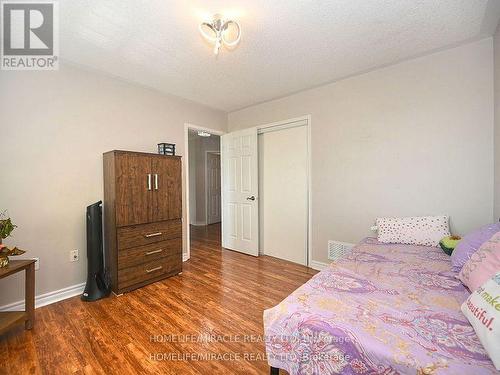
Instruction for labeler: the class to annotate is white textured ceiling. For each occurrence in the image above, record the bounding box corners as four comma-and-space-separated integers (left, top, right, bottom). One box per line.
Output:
60, 1, 500, 112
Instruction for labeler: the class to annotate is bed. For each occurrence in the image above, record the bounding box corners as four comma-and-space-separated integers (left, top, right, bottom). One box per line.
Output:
263, 238, 498, 374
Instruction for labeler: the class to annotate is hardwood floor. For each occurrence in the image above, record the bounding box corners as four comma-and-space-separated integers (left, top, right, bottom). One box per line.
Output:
0, 224, 317, 374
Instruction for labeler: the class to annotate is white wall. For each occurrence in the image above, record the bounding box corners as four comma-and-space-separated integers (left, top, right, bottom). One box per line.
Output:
229, 38, 495, 263
0, 63, 226, 307
494, 26, 500, 220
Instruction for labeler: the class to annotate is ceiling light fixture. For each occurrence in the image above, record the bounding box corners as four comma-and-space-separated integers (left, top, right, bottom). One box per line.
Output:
197, 131, 211, 137
199, 13, 241, 55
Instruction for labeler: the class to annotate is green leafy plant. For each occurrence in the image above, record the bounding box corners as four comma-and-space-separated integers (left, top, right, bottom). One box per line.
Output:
0, 212, 24, 267
0, 214, 16, 240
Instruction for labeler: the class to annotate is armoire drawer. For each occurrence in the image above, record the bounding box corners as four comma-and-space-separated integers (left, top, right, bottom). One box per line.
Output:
117, 238, 181, 270
118, 254, 181, 290
117, 220, 181, 250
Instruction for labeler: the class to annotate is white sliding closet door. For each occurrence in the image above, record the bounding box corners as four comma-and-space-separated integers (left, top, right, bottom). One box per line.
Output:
258, 124, 308, 265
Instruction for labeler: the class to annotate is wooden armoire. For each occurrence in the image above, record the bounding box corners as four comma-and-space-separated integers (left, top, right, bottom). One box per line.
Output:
103, 150, 182, 294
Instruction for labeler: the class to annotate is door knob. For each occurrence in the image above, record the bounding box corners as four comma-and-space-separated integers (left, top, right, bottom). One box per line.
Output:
246, 196, 256, 201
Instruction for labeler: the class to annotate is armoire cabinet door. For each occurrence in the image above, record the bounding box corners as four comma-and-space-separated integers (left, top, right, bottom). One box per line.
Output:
152, 157, 182, 221
115, 153, 152, 226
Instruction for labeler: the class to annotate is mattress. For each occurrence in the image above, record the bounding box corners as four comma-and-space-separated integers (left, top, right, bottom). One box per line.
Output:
263, 238, 498, 374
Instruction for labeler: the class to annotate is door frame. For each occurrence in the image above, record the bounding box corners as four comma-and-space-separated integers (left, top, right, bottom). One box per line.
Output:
256, 115, 312, 267
205, 150, 221, 225
184, 123, 225, 261
185, 116, 311, 267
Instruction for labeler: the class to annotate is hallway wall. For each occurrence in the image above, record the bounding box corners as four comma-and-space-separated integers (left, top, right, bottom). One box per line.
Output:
188, 135, 221, 225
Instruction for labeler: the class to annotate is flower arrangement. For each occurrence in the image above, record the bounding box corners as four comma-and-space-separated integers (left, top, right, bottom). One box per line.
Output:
0, 212, 25, 268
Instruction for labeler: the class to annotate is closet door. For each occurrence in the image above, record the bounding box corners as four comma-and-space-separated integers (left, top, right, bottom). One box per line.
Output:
152, 157, 182, 221
115, 153, 153, 227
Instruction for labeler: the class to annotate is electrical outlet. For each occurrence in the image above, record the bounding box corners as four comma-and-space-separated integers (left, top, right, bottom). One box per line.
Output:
70, 250, 79, 262
33, 257, 40, 270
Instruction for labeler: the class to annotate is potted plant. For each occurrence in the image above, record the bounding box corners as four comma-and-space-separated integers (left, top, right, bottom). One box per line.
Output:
0, 212, 25, 268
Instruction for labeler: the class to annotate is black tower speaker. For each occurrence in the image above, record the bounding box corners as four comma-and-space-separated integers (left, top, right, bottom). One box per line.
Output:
82, 201, 110, 301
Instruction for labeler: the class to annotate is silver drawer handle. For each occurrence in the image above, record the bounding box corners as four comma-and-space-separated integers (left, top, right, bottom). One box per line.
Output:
147, 174, 152, 191
146, 266, 162, 273
144, 232, 162, 238
145, 249, 163, 256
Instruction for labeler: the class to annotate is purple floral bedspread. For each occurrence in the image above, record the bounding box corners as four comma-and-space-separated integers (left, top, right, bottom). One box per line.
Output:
263, 238, 498, 374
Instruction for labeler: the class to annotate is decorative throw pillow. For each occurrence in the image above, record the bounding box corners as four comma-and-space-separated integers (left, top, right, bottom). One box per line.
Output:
461, 272, 500, 370
376, 215, 450, 247
451, 223, 500, 273
459, 232, 500, 291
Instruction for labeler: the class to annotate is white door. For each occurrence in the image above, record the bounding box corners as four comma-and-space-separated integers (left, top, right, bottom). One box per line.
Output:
206, 153, 221, 224
221, 128, 259, 256
258, 125, 308, 265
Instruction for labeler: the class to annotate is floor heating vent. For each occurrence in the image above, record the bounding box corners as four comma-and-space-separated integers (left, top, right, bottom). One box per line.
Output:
328, 240, 354, 261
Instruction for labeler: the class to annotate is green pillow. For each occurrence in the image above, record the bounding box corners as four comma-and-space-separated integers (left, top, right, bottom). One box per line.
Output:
439, 235, 461, 256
